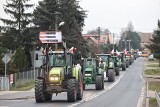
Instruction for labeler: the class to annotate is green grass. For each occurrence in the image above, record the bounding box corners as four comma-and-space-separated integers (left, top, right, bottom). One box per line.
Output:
147, 64, 160, 67
145, 69, 160, 75
149, 98, 158, 107
148, 59, 159, 63
149, 82, 160, 91
10, 81, 35, 91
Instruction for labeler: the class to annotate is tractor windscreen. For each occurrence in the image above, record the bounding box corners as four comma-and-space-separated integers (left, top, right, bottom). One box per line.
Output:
97, 55, 108, 62
83, 59, 96, 69
51, 53, 65, 67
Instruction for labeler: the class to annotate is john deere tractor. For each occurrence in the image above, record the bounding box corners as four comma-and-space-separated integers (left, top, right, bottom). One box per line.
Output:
96, 54, 115, 82
35, 31, 83, 102
119, 52, 127, 71
82, 58, 104, 90
111, 55, 120, 76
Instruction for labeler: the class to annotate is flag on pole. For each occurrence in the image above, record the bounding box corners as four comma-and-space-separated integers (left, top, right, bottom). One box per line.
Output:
69, 47, 74, 53
116, 50, 120, 56
124, 49, 127, 55
110, 49, 114, 54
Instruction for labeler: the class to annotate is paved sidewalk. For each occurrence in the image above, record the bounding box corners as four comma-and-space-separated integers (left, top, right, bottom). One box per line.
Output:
0, 89, 34, 100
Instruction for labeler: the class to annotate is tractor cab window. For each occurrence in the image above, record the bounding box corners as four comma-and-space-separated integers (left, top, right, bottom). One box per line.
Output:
83, 59, 95, 68
52, 53, 65, 67
98, 55, 108, 62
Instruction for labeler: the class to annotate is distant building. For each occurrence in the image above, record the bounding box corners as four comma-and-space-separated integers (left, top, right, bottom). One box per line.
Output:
82, 34, 113, 45
138, 32, 152, 49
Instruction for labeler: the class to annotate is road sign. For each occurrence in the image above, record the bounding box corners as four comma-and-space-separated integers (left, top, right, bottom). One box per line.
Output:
39, 31, 62, 43
2, 54, 11, 64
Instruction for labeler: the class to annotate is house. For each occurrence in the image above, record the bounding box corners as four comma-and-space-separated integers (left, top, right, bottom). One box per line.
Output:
82, 34, 113, 45
138, 32, 152, 49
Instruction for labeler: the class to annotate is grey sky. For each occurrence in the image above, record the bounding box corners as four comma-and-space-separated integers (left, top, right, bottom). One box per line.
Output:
0, 0, 160, 34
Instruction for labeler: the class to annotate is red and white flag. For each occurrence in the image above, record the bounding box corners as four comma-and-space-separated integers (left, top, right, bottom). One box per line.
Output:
124, 49, 127, 55
69, 47, 74, 53
110, 49, 114, 54
116, 50, 120, 56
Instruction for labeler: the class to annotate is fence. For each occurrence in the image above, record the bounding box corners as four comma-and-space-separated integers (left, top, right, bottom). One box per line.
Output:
0, 77, 9, 90
155, 91, 160, 107
0, 68, 42, 90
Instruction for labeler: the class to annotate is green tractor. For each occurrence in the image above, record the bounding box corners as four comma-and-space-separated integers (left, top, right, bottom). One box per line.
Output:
35, 31, 83, 102
96, 54, 115, 82
82, 58, 104, 90
111, 55, 120, 76
119, 52, 127, 71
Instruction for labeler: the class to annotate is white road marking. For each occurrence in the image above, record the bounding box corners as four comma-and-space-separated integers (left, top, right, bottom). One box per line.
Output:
68, 71, 126, 107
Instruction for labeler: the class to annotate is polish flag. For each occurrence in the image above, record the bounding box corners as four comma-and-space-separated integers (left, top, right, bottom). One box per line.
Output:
124, 49, 127, 55
69, 47, 74, 53
116, 50, 120, 56
43, 48, 46, 55
110, 49, 114, 54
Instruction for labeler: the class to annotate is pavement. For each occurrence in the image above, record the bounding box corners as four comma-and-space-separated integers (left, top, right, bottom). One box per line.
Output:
143, 58, 160, 107
0, 88, 34, 100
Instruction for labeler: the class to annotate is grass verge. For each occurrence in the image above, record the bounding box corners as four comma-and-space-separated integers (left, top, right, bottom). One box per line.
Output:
145, 69, 160, 75
10, 81, 35, 91
146, 64, 160, 67
149, 82, 160, 91
149, 98, 158, 107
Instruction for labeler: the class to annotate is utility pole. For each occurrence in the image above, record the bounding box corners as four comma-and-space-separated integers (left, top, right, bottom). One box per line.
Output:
98, 27, 100, 45
127, 40, 131, 51
113, 33, 115, 52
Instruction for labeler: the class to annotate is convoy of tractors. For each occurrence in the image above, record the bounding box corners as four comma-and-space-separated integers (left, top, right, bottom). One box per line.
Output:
35, 31, 137, 102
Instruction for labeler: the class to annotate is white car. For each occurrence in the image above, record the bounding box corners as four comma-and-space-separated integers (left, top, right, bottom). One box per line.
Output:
148, 54, 154, 60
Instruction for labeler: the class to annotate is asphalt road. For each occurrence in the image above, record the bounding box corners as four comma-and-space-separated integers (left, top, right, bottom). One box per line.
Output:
0, 58, 145, 107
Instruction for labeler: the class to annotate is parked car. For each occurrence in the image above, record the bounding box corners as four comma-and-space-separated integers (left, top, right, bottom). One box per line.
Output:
148, 54, 154, 60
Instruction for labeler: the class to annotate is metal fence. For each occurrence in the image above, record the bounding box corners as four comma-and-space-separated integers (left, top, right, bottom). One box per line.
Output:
0, 68, 42, 90
155, 91, 160, 107
0, 77, 9, 90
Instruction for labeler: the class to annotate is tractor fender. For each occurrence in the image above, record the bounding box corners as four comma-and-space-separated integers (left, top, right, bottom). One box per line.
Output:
72, 65, 81, 80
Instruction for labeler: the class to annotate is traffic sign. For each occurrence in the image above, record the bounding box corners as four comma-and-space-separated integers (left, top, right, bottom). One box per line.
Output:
2, 54, 11, 64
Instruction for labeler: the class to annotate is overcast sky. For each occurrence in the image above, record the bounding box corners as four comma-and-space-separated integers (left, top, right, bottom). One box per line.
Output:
0, 0, 160, 35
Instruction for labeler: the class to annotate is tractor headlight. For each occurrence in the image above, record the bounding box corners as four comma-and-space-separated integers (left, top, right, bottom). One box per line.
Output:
49, 76, 59, 81
85, 74, 91, 77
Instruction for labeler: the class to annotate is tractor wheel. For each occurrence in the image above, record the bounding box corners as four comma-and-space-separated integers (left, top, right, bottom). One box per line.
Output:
126, 62, 129, 68
67, 78, 77, 102
115, 67, 120, 76
45, 93, 52, 101
101, 73, 104, 89
77, 72, 83, 100
35, 79, 45, 102
95, 75, 102, 90
122, 63, 126, 71
108, 69, 115, 82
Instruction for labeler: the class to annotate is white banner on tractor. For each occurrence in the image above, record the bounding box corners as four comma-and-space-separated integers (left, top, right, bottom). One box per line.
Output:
39, 31, 62, 43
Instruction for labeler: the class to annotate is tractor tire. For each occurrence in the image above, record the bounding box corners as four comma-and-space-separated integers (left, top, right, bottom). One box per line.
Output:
45, 93, 52, 101
35, 79, 45, 102
126, 62, 129, 68
95, 75, 102, 90
108, 69, 115, 82
101, 74, 104, 90
67, 78, 77, 102
77, 72, 83, 100
122, 63, 126, 71
115, 67, 120, 76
